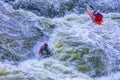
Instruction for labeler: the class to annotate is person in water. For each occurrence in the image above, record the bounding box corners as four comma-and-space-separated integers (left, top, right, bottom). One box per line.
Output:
93, 10, 103, 22
39, 43, 51, 57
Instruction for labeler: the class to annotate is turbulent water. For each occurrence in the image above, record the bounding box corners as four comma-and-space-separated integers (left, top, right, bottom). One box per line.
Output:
0, 0, 120, 80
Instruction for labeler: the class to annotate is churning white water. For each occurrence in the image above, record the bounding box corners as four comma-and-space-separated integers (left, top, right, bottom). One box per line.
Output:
0, 0, 120, 80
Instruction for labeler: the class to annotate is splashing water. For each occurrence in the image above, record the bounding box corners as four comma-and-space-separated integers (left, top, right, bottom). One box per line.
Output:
0, 0, 120, 80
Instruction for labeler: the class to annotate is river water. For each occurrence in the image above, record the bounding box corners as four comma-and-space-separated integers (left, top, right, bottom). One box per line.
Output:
0, 0, 120, 80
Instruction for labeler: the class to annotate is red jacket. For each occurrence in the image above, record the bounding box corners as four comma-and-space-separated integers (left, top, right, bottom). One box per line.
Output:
95, 13, 103, 21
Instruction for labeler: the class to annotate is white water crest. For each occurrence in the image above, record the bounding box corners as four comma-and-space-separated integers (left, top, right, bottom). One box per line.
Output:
0, 59, 92, 80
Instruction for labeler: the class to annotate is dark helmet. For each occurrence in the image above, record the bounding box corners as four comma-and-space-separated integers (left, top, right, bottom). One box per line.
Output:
44, 43, 48, 47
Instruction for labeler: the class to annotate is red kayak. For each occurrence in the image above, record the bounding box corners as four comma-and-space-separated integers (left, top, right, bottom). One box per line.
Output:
88, 12, 103, 25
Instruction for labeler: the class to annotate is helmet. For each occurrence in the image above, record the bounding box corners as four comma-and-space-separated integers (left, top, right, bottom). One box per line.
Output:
44, 43, 48, 47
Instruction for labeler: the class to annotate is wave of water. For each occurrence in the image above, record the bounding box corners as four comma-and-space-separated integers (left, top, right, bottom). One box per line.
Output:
3, 0, 120, 17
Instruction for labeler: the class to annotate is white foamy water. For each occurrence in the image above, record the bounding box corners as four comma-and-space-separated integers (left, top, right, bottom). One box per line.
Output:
0, 0, 120, 80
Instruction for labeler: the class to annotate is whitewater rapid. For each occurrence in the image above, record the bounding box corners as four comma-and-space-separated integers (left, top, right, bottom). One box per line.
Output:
0, 0, 120, 80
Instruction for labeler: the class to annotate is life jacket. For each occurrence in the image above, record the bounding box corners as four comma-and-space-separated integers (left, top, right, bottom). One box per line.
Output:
40, 46, 50, 55
95, 13, 103, 21
42, 50, 47, 55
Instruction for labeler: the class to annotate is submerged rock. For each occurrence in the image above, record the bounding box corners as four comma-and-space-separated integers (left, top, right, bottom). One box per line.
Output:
0, 70, 9, 76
